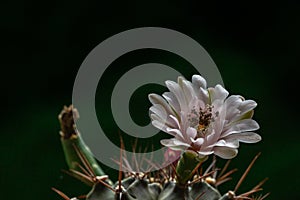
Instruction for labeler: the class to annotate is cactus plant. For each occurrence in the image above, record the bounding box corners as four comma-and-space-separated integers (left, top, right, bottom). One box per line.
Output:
53, 104, 268, 200
53, 76, 268, 200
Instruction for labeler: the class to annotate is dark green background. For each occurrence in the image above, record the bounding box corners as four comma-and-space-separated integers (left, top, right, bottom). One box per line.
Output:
1, 1, 299, 199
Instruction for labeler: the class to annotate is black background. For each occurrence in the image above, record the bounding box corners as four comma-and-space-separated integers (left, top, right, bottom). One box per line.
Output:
1, 1, 299, 199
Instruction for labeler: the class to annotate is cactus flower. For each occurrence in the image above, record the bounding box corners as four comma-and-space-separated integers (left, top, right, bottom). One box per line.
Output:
149, 75, 261, 159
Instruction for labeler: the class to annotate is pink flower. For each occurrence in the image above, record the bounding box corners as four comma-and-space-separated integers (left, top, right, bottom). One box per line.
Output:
149, 75, 261, 159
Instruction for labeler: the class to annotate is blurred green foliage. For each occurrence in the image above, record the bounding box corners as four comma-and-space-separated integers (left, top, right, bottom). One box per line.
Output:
1, 1, 299, 199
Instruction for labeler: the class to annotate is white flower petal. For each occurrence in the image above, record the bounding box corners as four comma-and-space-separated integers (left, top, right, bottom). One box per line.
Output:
213, 146, 238, 159
148, 93, 175, 116
191, 137, 204, 146
206, 129, 217, 144
179, 78, 196, 103
208, 84, 229, 103
224, 95, 243, 120
165, 80, 188, 112
227, 98, 257, 122
235, 119, 260, 131
198, 87, 209, 104
223, 140, 240, 148
162, 92, 180, 114
161, 138, 190, 150
149, 104, 167, 119
211, 138, 240, 148
166, 127, 184, 139
169, 115, 181, 129
225, 107, 240, 122
225, 95, 243, 108
150, 106, 177, 128
239, 100, 257, 114
150, 113, 161, 122
211, 103, 226, 134
186, 127, 197, 139
222, 119, 260, 137
178, 111, 191, 133
198, 149, 214, 156
223, 132, 261, 144
151, 120, 168, 132
213, 140, 227, 147
192, 75, 207, 89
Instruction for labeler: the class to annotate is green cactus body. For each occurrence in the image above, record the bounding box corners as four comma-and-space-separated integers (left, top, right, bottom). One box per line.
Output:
86, 177, 222, 200
175, 150, 206, 185
61, 134, 105, 177
58, 106, 109, 186
87, 182, 115, 200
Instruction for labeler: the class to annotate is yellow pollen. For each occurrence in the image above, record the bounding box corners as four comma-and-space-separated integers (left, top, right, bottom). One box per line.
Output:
197, 124, 206, 131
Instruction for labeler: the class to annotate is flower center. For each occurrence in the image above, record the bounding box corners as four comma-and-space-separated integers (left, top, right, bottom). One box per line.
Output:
188, 104, 215, 135
197, 105, 213, 132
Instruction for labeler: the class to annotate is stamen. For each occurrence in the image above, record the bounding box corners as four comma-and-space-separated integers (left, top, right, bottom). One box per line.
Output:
188, 104, 218, 136
197, 105, 214, 134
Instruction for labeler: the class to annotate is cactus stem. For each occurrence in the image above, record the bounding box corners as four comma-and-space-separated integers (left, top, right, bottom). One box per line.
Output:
175, 151, 207, 185
59, 105, 106, 180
